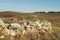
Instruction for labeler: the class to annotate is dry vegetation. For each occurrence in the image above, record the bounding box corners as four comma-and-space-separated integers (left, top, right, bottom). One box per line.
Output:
0, 11, 60, 40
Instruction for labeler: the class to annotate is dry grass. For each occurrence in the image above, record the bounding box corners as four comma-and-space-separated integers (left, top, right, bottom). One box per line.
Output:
0, 11, 60, 40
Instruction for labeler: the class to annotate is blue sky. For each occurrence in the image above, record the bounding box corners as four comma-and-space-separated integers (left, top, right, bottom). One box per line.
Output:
0, 0, 60, 12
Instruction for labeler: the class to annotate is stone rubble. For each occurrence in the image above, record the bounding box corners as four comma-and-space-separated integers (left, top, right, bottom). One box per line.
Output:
0, 18, 52, 40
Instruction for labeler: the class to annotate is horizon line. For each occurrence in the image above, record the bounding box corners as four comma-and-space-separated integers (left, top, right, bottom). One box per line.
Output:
0, 11, 60, 13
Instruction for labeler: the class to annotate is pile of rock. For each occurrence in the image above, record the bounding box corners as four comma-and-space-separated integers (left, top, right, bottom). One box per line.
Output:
0, 18, 52, 40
